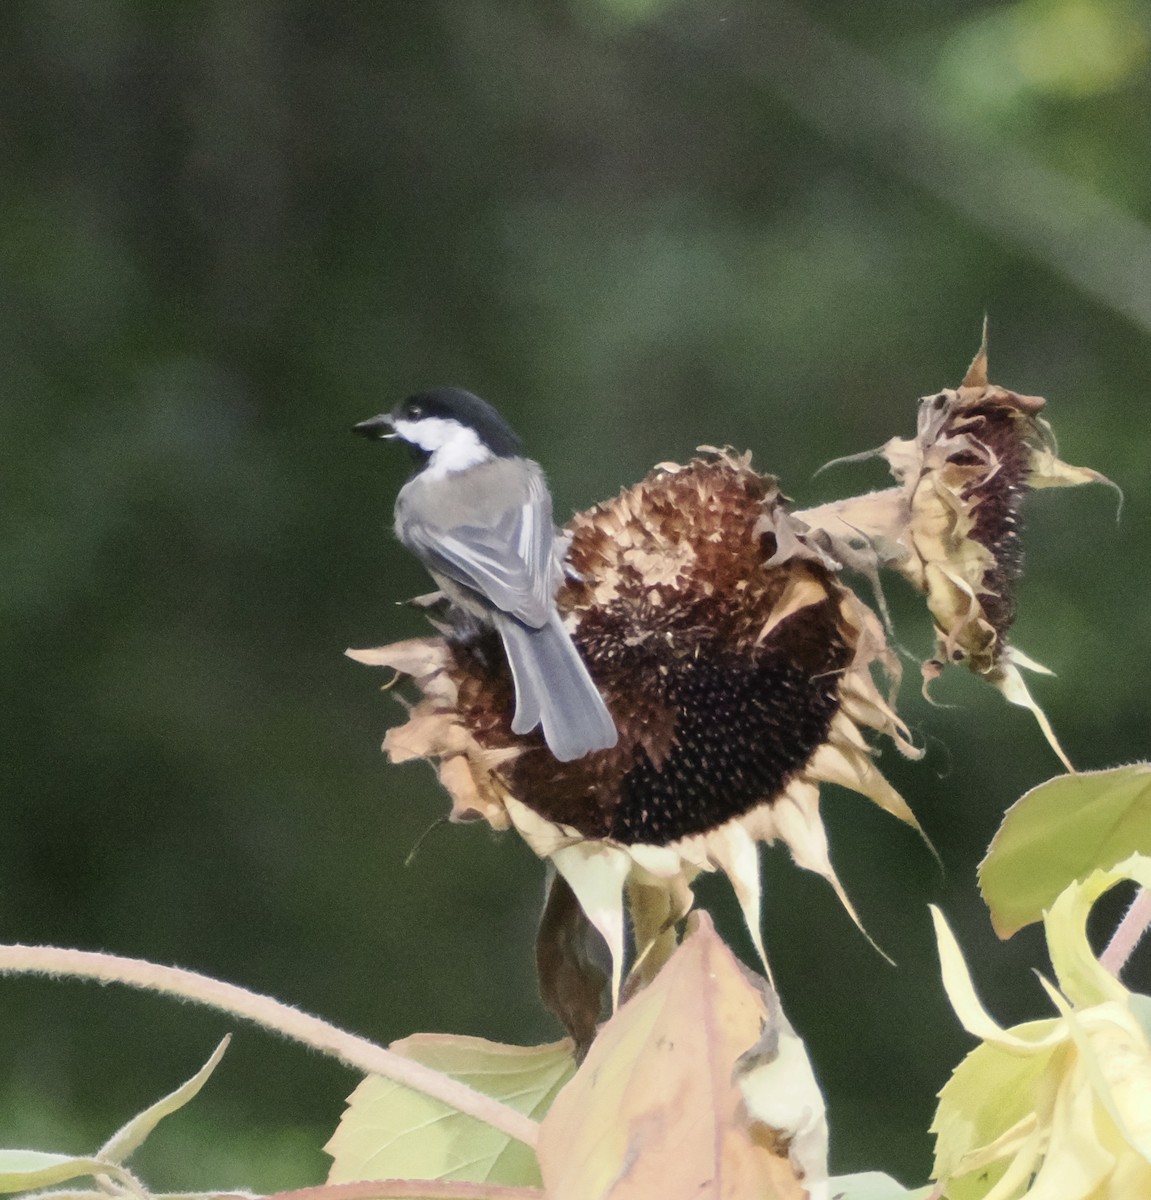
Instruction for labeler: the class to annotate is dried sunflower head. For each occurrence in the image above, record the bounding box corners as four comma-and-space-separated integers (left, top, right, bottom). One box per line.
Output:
350, 448, 922, 1008
796, 329, 1114, 770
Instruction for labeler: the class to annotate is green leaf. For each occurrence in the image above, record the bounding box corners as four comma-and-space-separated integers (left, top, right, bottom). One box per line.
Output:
828, 1171, 932, 1199
979, 764, 1151, 936
0, 1039, 231, 1195
0, 1149, 138, 1193
325, 1036, 575, 1187
98, 1035, 231, 1163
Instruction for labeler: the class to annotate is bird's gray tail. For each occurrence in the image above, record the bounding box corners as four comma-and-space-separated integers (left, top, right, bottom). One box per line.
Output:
495, 610, 618, 762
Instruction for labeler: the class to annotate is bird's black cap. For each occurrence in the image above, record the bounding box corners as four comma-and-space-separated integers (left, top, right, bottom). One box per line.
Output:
391, 387, 523, 458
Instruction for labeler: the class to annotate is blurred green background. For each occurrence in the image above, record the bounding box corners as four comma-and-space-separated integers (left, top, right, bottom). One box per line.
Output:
1, 0, 1148, 1188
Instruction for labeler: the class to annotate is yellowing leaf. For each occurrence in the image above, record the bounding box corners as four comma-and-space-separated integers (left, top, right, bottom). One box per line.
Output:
536, 913, 819, 1200
931, 1026, 1066, 1190
1043, 856, 1151, 1009
979, 765, 1151, 937
0, 1149, 139, 1193
325, 1036, 575, 1187
932, 860, 1151, 1198
930, 907, 1067, 1052
98, 1035, 230, 1164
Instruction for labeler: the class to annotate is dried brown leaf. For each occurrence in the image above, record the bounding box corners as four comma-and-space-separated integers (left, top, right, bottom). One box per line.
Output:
536, 914, 820, 1200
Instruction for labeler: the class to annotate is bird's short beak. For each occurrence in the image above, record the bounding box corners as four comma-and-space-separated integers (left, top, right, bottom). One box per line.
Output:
353, 414, 396, 440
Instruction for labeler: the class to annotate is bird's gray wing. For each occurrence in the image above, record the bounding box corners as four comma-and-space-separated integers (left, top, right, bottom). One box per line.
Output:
403, 474, 557, 628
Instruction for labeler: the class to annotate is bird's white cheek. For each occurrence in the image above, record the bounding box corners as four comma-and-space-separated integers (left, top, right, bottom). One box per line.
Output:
392, 417, 451, 452
433, 432, 491, 475
393, 418, 492, 479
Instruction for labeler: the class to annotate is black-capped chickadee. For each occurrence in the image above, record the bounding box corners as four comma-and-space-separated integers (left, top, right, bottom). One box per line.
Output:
354, 387, 618, 762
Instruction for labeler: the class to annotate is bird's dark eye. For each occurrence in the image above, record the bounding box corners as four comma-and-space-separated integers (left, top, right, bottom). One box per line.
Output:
407, 403, 424, 419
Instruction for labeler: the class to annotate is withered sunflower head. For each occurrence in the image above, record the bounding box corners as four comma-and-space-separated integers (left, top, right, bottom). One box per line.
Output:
796, 326, 1114, 772
350, 448, 922, 1005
